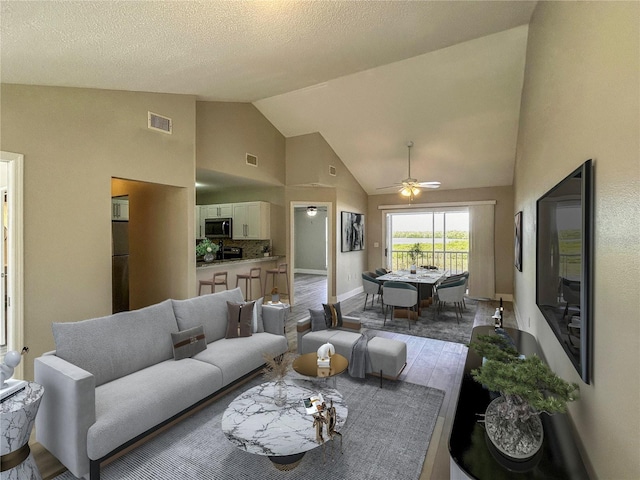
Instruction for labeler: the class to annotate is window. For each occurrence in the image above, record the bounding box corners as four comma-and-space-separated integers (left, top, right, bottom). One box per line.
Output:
385, 209, 469, 273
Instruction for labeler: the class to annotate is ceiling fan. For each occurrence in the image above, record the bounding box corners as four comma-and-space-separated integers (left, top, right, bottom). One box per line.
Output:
377, 141, 441, 200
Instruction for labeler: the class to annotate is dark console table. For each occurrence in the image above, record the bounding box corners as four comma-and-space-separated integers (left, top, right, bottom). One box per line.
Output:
449, 326, 589, 479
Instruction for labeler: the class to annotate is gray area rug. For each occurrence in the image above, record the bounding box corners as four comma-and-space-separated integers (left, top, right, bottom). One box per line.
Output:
348, 298, 478, 345
54, 374, 444, 480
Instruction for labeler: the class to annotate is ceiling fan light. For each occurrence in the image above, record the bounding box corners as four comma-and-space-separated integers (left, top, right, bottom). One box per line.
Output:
400, 187, 412, 197
306, 206, 318, 217
411, 187, 421, 196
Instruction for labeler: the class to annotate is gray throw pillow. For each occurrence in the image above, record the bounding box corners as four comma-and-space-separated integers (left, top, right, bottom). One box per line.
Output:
322, 302, 343, 328
226, 301, 254, 338
252, 297, 265, 333
171, 325, 207, 361
310, 308, 328, 332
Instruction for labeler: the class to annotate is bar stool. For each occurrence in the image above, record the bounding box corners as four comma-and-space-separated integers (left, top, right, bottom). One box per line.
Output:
198, 271, 228, 295
264, 263, 291, 304
236, 267, 262, 300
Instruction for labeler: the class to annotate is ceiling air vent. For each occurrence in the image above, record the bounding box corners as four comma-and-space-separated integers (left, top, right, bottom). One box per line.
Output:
148, 112, 172, 134
246, 153, 258, 167
329, 165, 337, 176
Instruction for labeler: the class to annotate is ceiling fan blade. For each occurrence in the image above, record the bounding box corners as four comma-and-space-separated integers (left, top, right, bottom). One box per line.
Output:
417, 181, 441, 188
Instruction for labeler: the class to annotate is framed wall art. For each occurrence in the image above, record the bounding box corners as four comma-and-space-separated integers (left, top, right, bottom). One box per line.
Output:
341, 211, 365, 252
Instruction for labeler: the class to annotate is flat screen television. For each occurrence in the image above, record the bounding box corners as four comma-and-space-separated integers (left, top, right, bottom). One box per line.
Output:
536, 159, 593, 384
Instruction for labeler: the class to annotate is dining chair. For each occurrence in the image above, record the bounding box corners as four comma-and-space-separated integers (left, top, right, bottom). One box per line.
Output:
382, 281, 418, 330
362, 272, 383, 310
434, 278, 466, 323
375, 268, 389, 276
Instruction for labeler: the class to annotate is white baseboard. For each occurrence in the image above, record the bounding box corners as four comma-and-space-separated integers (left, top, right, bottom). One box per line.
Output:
337, 285, 363, 303
294, 268, 328, 275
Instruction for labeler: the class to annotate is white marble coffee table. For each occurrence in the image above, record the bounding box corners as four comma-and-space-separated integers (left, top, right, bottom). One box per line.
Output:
222, 378, 347, 469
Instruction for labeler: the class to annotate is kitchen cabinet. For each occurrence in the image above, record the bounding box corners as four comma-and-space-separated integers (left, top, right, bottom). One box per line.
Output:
202, 204, 233, 219
112, 197, 129, 221
232, 202, 270, 240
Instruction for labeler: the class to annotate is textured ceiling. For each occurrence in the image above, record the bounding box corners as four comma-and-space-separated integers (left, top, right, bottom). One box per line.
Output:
1, 0, 536, 194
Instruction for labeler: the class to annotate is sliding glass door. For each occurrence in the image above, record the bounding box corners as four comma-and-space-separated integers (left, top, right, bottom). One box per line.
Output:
384, 208, 469, 273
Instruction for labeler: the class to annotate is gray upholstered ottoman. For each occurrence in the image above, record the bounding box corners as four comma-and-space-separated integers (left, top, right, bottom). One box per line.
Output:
367, 337, 407, 381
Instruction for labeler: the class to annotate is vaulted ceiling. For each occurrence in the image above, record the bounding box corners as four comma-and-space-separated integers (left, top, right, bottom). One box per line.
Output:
1, 0, 536, 194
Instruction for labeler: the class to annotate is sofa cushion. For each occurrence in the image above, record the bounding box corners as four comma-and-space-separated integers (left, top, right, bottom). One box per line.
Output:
87, 358, 223, 460
52, 300, 179, 387
226, 301, 254, 338
193, 333, 288, 387
171, 288, 244, 343
322, 302, 343, 328
309, 308, 327, 332
171, 325, 207, 360
300, 330, 363, 361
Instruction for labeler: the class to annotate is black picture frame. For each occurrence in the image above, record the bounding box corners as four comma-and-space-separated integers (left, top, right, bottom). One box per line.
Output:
514, 211, 523, 272
341, 211, 365, 252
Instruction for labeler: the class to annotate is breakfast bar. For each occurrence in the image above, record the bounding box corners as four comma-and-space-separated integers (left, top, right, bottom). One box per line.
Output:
196, 256, 285, 299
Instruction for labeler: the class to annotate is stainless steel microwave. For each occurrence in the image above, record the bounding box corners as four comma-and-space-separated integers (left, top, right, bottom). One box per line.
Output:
204, 218, 232, 238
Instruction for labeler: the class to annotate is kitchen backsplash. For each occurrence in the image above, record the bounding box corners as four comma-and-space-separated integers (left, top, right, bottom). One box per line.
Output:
222, 239, 271, 259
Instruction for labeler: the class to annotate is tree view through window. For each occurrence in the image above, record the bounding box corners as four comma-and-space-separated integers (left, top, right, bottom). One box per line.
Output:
386, 210, 469, 273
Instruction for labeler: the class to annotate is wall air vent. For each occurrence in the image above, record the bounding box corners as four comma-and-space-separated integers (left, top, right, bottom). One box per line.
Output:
246, 153, 258, 167
148, 112, 172, 134
329, 165, 337, 176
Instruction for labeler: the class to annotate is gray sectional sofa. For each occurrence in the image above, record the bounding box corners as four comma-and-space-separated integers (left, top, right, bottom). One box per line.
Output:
297, 314, 407, 381
34, 287, 288, 480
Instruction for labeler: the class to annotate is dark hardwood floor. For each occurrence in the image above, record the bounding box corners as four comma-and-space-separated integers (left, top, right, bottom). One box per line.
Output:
33, 273, 517, 480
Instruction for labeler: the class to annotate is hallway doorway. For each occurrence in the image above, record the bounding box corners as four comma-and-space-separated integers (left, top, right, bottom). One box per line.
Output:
290, 202, 331, 311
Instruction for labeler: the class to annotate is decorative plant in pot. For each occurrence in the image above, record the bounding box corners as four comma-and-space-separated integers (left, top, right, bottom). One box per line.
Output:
469, 332, 579, 461
408, 242, 421, 274
196, 238, 219, 263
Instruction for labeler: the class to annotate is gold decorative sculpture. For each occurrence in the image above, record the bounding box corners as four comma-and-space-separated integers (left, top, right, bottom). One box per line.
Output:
312, 399, 343, 462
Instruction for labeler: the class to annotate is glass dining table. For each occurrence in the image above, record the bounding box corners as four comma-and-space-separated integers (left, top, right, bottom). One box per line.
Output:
376, 269, 446, 315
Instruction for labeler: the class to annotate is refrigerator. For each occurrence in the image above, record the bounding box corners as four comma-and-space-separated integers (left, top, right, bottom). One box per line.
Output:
112, 221, 130, 313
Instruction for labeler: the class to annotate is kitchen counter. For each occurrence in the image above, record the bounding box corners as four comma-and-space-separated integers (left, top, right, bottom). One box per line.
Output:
196, 255, 284, 269
196, 256, 286, 299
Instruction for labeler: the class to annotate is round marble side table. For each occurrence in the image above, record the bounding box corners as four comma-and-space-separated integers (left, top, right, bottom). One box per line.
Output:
1, 382, 44, 480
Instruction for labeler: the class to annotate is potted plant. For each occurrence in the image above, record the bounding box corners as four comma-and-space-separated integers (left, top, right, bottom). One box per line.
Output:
408, 242, 421, 274
196, 238, 219, 263
469, 332, 579, 461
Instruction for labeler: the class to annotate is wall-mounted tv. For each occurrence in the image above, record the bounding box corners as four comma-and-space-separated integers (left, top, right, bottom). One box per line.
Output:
536, 159, 593, 384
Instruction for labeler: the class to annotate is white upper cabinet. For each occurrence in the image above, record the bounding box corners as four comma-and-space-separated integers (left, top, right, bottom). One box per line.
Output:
232, 202, 270, 240
112, 197, 129, 221
202, 204, 233, 219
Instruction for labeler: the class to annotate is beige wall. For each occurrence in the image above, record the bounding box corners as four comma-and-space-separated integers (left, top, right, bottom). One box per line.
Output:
0, 84, 196, 380
368, 186, 515, 296
514, 2, 639, 478
285, 134, 368, 301
196, 101, 285, 186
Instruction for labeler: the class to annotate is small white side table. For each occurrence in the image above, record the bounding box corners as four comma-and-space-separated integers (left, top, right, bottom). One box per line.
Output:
1, 382, 44, 480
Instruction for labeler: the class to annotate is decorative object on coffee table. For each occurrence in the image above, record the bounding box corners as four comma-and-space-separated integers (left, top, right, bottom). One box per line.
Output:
262, 351, 295, 406
312, 398, 343, 463
469, 330, 579, 461
1, 347, 29, 401
316, 342, 334, 368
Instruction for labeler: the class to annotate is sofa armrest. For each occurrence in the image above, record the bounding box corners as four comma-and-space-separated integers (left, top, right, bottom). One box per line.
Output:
35, 353, 96, 479
262, 304, 287, 337
341, 316, 362, 332
296, 318, 311, 354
